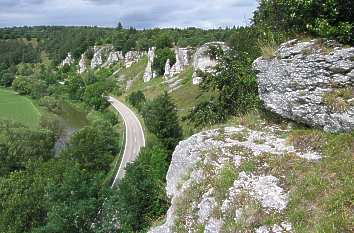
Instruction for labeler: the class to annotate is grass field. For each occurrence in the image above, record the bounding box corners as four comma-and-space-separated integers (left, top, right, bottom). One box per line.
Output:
0, 88, 41, 127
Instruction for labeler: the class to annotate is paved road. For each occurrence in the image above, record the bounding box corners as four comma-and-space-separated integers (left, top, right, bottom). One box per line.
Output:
108, 96, 145, 187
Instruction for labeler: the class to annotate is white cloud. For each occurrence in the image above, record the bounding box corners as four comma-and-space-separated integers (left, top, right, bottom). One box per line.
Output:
0, 0, 258, 28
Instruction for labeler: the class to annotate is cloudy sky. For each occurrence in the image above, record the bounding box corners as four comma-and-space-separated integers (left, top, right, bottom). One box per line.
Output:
0, 0, 258, 28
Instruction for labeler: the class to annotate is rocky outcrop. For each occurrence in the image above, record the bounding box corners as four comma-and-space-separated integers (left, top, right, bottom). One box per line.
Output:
164, 47, 192, 79
144, 47, 156, 82
125, 50, 144, 68
102, 51, 124, 67
91, 45, 114, 69
192, 42, 228, 85
253, 39, 354, 132
60, 52, 74, 67
78, 54, 87, 74
149, 125, 320, 233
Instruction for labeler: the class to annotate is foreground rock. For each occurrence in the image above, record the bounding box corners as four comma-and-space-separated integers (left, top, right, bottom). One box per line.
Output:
192, 42, 228, 85
253, 39, 354, 132
149, 125, 320, 233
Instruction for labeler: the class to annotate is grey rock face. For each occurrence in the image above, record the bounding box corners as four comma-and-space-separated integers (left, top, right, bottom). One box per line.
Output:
144, 47, 156, 82
102, 51, 124, 67
164, 47, 192, 79
60, 52, 74, 67
253, 39, 354, 132
91, 46, 109, 69
78, 54, 87, 74
192, 42, 228, 85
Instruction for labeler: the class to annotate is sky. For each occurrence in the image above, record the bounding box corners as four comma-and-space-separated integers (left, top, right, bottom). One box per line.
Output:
0, 0, 259, 29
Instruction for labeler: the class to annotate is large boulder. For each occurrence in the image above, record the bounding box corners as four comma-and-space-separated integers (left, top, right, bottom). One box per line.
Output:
144, 47, 156, 82
253, 39, 354, 132
192, 42, 228, 85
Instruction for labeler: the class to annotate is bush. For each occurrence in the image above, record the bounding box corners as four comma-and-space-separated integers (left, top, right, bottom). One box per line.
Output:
126, 90, 146, 112
153, 48, 176, 76
38, 96, 63, 114
188, 48, 260, 127
253, 0, 353, 44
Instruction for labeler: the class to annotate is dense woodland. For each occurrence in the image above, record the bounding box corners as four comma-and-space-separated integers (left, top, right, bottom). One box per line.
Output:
0, 0, 353, 232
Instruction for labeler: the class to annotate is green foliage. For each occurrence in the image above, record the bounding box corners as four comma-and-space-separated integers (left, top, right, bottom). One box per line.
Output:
253, 0, 353, 44
142, 92, 183, 152
64, 120, 120, 172
83, 82, 110, 111
126, 90, 146, 112
0, 72, 15, 87
153, 48, 176, 75
98, 144, 169, 232
38, 96, 63, 114
0, 120, 55, 176
188, 48, 260, 127
12, 76, 32, 95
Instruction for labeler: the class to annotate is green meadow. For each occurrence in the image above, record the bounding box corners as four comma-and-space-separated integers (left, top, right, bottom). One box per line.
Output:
0, 88, 41, 127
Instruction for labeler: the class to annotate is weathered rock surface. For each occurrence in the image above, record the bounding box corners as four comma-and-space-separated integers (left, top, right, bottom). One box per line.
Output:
253, 39, 354, 132
78, 53, 87, 74
149, 125, 320, 233
192, 42, 228, 85
60, 52, 74, 67
102, 51, 124, 67
125, 50, 144, 68
144, 47, 156, 82
164, 47, 192, 79
91, 46, 111, 69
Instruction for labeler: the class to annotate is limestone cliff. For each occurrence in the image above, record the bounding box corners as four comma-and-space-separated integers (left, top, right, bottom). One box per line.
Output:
149, 125, 320, 233
164, 47, 192, 79
253, 39, 354, 132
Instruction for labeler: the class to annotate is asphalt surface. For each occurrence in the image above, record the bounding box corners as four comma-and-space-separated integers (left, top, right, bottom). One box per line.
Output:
108, 96, 145, 187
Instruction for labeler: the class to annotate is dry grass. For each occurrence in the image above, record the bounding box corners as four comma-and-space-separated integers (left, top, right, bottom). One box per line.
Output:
323, 88, 354, 112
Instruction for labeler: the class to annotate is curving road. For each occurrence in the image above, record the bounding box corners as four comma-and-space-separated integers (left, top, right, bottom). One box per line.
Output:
108, 96, 145, 187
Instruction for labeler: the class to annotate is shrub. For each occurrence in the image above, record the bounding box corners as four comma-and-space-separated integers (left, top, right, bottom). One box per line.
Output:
126, 90, 146, 112
153, 48, 176, 76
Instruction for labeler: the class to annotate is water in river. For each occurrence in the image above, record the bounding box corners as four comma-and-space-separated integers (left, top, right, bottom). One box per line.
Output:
54, 103, 88, 155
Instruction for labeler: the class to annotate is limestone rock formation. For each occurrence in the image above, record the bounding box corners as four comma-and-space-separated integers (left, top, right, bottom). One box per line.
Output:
253, 39, 354, 132
148, 125, 320, 233
60, 52, 74, 67
164, 59, 171, 77
192, 42, 228, 85
102, 51, 124, 67
164, 47, 192, 79
78, 54, 87, 74
144, 47, 156, 82
125, 50, 144, 68
91, 45, 114, 69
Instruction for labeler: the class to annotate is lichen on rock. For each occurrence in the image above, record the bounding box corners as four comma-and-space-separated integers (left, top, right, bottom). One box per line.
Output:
253, 39, 354, 132
148, 125, 321, 233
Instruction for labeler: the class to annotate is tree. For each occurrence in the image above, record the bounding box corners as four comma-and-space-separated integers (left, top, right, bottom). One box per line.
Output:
0, 72, 15, 87
83, 82, 110, 111
64, 120, 120, 172
12, 76, 32, 95
98, 144, 169, 232
153, 48, 176, 76
126, 90, 146, 112
117, 22, 123, 30
142, 92, 182, 152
